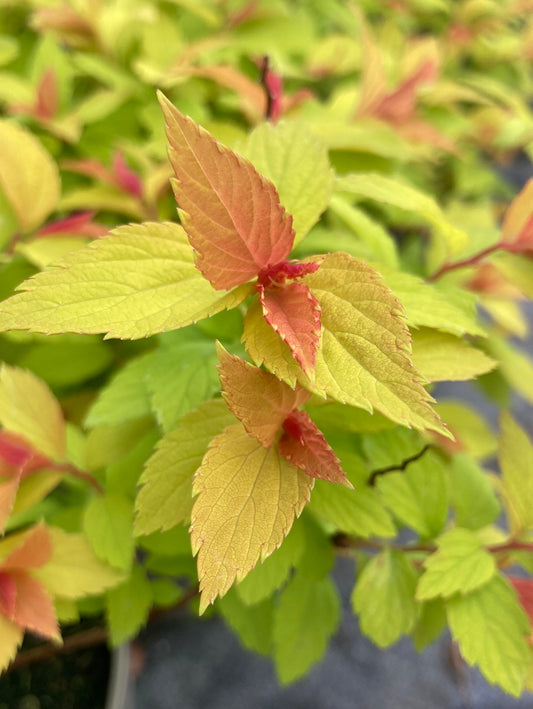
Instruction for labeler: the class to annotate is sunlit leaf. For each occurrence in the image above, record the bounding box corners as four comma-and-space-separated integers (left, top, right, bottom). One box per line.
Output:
0, 223, 251, 338
191, 423, 313, 612
159, 93, 294, 289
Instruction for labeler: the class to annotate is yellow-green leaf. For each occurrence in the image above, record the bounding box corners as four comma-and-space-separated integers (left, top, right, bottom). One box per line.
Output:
352, 549, 419, 647
302, 253, 449, 436
0, 222, 251, 339
336, 173, 468, 255
411, 329, 496, 382
191, 423, 314, 612
135, 399, 235, 535
34, 527, 123, 599
499, 411, 533, 534
416, 528, 496, 600
83, 493, 135, 571
0, 614, 24, 673
0, 120, 60, 233
240, 121, 333, 245
0, 365, 65, 460
446, 574, 531, 696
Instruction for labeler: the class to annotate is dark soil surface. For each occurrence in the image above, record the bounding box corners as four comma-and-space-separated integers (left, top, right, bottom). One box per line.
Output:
0, 632, 109, 709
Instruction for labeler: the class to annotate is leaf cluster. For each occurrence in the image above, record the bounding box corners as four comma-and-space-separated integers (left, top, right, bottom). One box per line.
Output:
0, 0, 533, 697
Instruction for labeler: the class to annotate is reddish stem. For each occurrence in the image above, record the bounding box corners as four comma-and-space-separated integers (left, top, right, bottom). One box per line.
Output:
51, 462, 104, 494
428, 241, 506, 281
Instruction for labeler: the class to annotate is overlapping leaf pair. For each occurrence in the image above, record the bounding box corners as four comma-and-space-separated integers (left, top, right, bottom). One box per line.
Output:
159, 92, 322, 376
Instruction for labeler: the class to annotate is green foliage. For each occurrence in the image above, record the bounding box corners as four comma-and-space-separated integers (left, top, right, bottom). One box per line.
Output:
0, 0, 532, 698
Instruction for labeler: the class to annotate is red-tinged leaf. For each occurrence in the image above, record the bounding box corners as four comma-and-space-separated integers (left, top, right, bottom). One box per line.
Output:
279, 410, 352, 488
35, 69, 59, 121
9, 570, 60, 641
509, 577, 533, 624
375, 60, 437, 123
158, 92, 295, 290
2, 524, 53, 571
502, 180, 533, 245
257, 260, 320, 288
113, 152, 143, 198
0, 572, 17, 618
191, 423, 313, 612
259, 282, 321, 376
0, 431, 51, 476
217, 343, 309, 447
35, 211, 107, 239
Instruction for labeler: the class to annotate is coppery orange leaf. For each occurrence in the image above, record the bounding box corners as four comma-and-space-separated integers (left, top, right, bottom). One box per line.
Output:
259, 281, 321, 376
279, 410, 352, 488
9, 571, 60, 641
217, 343, 309, 447
159, 92, 295, 290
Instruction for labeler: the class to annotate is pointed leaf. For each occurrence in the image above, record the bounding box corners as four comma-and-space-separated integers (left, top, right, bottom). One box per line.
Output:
259, 282, 321, 375
416, 528, 496, 600
499, 411, 533, 534
33, 527, 123, 599
0, 120, 60, 233
191, 423, 314, 612
217, 344, 309, 448
135, 399, 235, 535
279, 410, 351, 487
9, 571, 60, 641
273, 572, 340, 684
159, 93, 294, 289
83, 493, 135, 571
240, 121, 333, 245
0, 222, 251, 338
0, 614, 23, 673
447, 574, 531, 696
302, 253, 449, 436
411, 329, 496, 382
0, 365, 65, 460
1, 523, 52, 571
352, 549, 419, 647
380, 268, 485, 337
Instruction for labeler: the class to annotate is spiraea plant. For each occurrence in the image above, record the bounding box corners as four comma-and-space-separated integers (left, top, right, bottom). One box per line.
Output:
1, 0, 533, 698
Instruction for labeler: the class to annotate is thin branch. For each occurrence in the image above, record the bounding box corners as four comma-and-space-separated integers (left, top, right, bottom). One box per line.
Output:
52, 462, 104, 494
368, 444, 433, 486
428, 242, 504, 281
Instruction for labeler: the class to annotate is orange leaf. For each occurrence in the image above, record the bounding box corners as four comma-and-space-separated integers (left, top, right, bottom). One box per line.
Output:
502, 180, 533, 245
279, 410, 352, 488
2, 523, 53, 571
217, 343, 309, 447
259, 282, 321, 376
35, 69, 59, 121
375, 60, 437, 123
9, 570, 60, 641
159, 92, 295, 290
